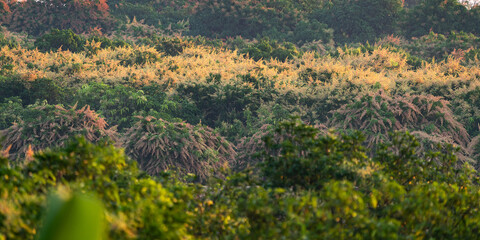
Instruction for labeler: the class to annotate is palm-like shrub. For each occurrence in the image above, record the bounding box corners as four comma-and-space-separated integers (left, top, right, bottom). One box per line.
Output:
124, 116, 236, 181
468, 135, 480, 168
330, 90, 470, 148
235, 124, 274, 171
0, 104, 118, 160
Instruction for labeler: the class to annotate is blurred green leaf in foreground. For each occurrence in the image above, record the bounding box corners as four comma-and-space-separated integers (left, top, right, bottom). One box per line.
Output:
37, 189, 105, 240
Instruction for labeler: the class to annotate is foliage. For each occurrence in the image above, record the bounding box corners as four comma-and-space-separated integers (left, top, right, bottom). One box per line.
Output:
3, 16, 480, 239
375, 131, 476, 186
1, 124, 480, 239
74, 82, 151, 131
154, 37, 190, 56
241, 38, 300, 62
313, 0, 403, 43
330, 90, 470, 148
74, 82, 197, 131
402, 0, 478, 38
35, 29, 86, 53
118, 46, 160, 66
37, 192, 106, 240
400, 31, 480, 61
0, 97, 23, 130
0, 137, 193, 239
188, 0, 333, 44
88, 36, 130, 50
124, 116, 236, 181
6, 0, 114, 35
0, 104, 118, 160
260, 118, 368, 190
175, 77, 276, 131
0, 76, 67, 106
190, 120, 480, 239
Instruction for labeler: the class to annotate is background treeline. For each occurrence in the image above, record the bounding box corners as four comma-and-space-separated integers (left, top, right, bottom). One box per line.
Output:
1, 0, 480, 45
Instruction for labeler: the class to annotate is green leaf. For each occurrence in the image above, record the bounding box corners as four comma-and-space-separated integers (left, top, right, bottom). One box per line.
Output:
37, 191, 105, 240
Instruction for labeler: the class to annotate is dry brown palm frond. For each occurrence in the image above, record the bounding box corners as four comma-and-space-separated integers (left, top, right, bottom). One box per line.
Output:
1, 144, 11, 158
411, 131, 474, 165
467, 135, 480, 156
0, 104, 118, 161
123, 116, 236, 182
329, 90, 470, 150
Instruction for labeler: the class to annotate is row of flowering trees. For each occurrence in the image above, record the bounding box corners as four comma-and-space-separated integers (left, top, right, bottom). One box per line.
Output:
0, 0, 113, 35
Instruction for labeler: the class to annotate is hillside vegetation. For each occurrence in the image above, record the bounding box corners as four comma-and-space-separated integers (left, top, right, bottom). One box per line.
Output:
2, 0, 480, 239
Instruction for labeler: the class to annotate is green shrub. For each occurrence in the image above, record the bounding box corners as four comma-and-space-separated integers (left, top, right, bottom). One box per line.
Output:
154, 37, 190, 56
27, 78, 67, 105
401, 31, 480, 61
75, 83, 151, 131
260, 118, 368, 190
0, 137, 192, 239
0, 30, 18, 49
391, 182, 480, 239
0, 97, 23, 130
0, 75, 28, 103
119, 48, 160, 66
35, 29, 86, 53
88, 36, 130, 49
403, 0, 471, 38
313, 0, 403, 43
241, 38, 300, 62
74, 82, 191, 131
175, 79, 276, 130
289, 19, 334, 45
0, 76, 67, 106
375, 131, 476, 187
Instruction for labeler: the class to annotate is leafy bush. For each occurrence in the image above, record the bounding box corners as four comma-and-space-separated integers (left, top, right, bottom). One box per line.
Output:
313, 0, 403, 43
87, 35, 130, 50
375, 131, 476, 186
0, 75, 28, 103
241, 38, 300, 62
75, 83, 150, 131
118, 46, 160, 66
0, 137, 193, 239
35, 29, 86, 53
0, 97, 23, 130
401, 31, 480, 61
0, 76, 67, 105
175, 78, 276, 130
288, 19, 334, 45
27, 77, 67, 105
260, 118, 368, 190
403, 0, 472, 38
153, 37, 190, 56
0, 30, 18, 49
124, 116, 236, 181
74, 82, 192, 131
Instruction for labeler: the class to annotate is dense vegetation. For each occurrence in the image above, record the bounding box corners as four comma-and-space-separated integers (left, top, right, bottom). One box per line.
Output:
2, 0, 480, 239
